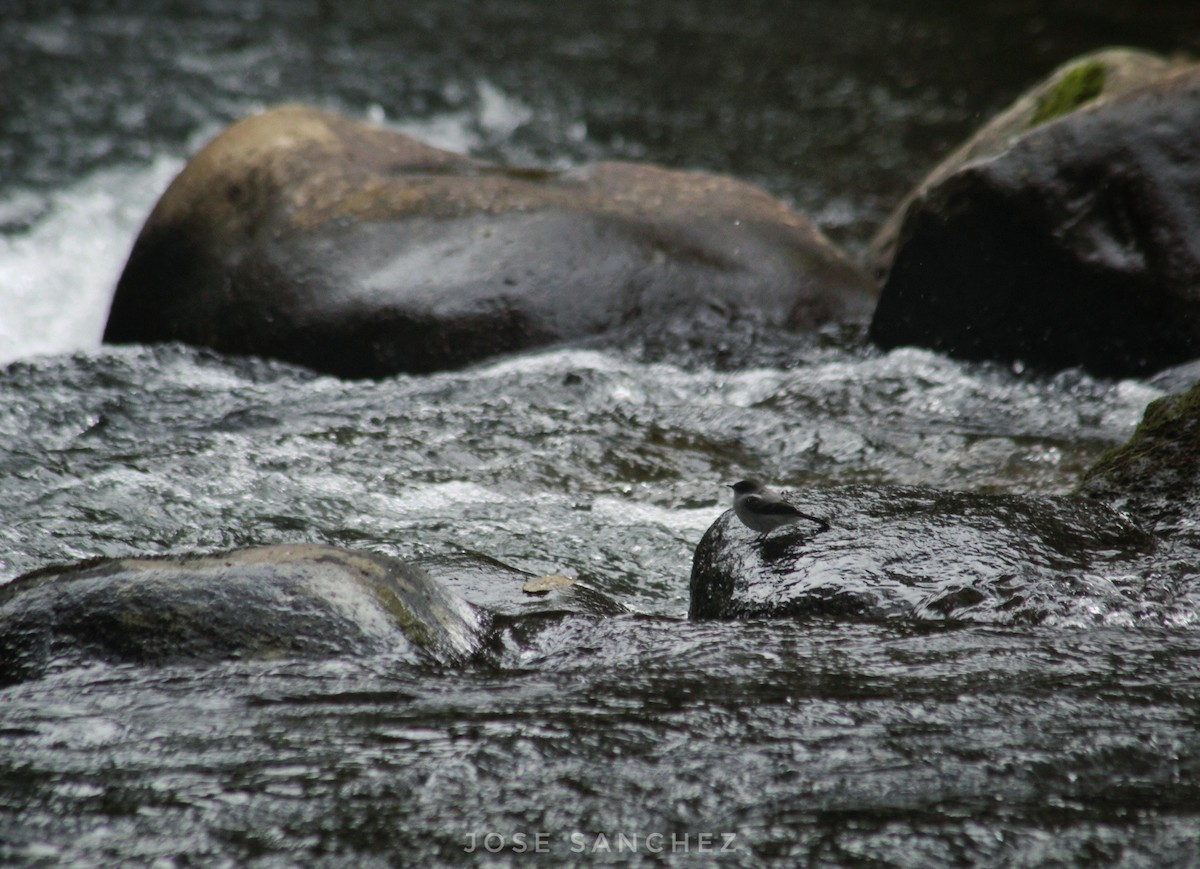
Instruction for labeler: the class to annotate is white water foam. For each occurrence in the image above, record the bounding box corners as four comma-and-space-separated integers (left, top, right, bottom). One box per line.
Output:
0, 155, 183, 365
372, 80, 534, 155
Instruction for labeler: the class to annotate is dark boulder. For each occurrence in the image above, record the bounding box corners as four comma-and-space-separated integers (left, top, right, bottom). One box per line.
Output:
103, 104, 876, 377
689, 484, 1156, 624
868, 49, 1200, 377
1078, 380, 1200, 543
0, 544, 486, 684
867, 49, 1175, 277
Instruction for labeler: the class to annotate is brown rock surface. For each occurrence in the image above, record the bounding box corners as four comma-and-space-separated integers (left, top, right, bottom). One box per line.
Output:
105, 104, 875, 377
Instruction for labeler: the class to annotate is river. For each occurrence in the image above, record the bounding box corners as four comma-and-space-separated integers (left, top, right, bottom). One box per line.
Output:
3, 2, 1200, 866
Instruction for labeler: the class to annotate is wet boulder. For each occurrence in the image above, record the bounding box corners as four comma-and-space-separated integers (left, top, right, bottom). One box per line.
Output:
0, 544, 487, 685
417, 553, 630, 663
867, 49, 1174, 277
868, 49, 1200, 377
689, 484, 1156, 625
103, 104, 876, 378
1078, 380, 1200, 544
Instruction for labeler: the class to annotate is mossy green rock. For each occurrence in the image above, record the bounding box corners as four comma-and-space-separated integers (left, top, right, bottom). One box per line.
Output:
868, 48, 1175, 277
0, 544, 487, 684
868, 49, 1200, 376
1028, 60, 1107, 126
1079, 381, 1200, 541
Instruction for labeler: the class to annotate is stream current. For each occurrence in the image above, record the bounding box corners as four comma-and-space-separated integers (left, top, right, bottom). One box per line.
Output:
4, 2, 1200, 865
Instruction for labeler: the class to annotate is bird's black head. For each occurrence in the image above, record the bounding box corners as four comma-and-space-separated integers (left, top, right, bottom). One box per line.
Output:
729, 479, 764, 495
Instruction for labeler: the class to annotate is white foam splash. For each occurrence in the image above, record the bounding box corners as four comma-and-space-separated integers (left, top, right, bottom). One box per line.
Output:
0, 155, 183, 365
379, 79, 533, 154
0, 80, 538, 367
591, 495, 718, 535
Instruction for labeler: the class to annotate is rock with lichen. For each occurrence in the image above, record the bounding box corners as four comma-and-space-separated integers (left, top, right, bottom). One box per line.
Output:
0, 544, 487, 684
867, 48, 1175, 276
103, 104, 876, 378
1078, 380, 1200, 543
868, 48, 1200, 377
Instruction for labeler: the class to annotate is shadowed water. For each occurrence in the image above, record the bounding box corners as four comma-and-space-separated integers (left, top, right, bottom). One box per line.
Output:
0, 341, 1190, 865
2, 619, 1199, 866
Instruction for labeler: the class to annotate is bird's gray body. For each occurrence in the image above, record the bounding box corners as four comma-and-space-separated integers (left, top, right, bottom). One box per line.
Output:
729, 479, 828, 535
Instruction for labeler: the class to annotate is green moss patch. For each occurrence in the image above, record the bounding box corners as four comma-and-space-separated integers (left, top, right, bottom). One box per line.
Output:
1079, 381, 1200, 506
1030, 61, 1108, 127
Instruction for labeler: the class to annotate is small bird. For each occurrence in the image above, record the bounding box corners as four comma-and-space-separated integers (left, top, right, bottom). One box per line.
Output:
728, 479, 829, 539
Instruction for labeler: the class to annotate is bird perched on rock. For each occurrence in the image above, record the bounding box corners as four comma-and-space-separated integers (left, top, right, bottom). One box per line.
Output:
728, 479, 829, 539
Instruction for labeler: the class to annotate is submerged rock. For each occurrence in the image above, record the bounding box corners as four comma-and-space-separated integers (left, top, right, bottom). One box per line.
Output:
868, 49, 1200, 377
0, 544, 486, 685
1078, 380, 1200, 543
103, 104, 876, 378
689, 485, 1156, 624
416, 553, 627, 617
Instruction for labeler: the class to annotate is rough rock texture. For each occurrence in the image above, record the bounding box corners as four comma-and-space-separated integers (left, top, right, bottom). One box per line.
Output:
417, 553, 627, 617
868, 49, 1200, 377
103, 104, 876, 377
689, 484, 1156, 624
1078, 380, 1200, 543
0, 544, 486, 684
868, 48, 1176, 275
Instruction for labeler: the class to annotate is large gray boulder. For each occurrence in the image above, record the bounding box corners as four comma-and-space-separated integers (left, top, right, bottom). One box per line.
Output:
103, 104, 876, 377
0, 544, 487, 684
689, 484, 1157, 624
868, 49, 1200, 377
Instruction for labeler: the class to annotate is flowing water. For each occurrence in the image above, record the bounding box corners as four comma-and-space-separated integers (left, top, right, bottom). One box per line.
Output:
3, 2, 1200, 866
